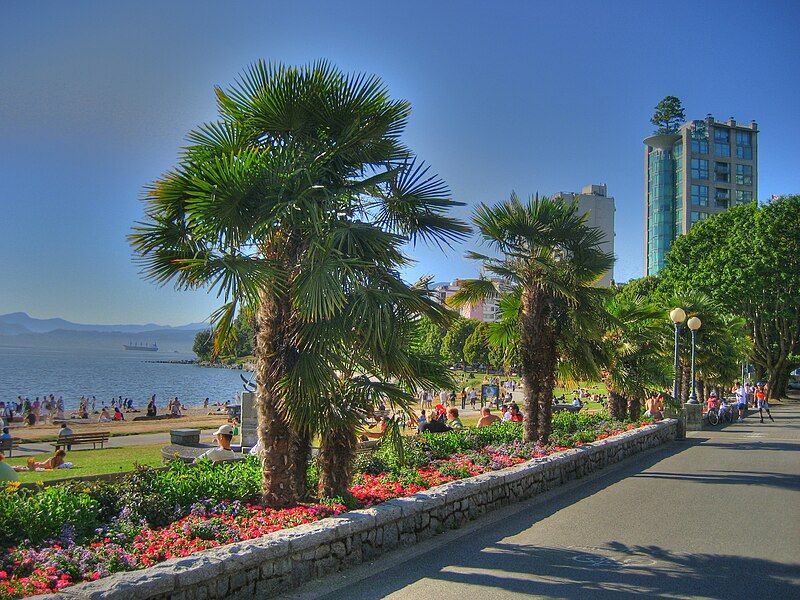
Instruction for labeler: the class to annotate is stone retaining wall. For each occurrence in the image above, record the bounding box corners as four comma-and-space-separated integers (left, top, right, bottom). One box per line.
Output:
47, 420, 677, 600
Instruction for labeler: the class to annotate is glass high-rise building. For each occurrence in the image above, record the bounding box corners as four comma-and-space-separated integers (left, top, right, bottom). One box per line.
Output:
643, 115, 758, 275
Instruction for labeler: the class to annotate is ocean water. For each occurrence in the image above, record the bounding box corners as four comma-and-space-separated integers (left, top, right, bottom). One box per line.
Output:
0, 346, 249, 410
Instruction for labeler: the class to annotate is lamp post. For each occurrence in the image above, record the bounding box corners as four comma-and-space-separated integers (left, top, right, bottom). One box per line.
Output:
687, 316, 702, 404
670, 308, 686, 401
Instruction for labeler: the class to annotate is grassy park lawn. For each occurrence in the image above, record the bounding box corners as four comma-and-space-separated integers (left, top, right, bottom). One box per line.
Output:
6, 444, 164, 483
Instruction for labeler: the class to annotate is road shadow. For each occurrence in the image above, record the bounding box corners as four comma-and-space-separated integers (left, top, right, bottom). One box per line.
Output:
633, 469, 800, 491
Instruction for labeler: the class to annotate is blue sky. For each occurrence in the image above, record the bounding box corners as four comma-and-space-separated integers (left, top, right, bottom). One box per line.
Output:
2, 0, 799, 325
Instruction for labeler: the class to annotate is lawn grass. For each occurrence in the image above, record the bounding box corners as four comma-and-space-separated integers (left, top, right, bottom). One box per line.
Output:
5, 444, 164, 483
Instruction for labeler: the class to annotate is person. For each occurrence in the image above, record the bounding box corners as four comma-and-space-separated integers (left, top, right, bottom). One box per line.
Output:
477, 407, 501, 427
58, 423, 74, 450
194, 424, 237, 463
362, 416, 388, 439
468, 388, 477, 410
0, 426, 12, 441
644, 394, 663, 420
0, 452, 19, 482
21, 449, 67, 471
571, 396, 583, 409
203, 397, 210, 409
754, 383, 774, 423
718, 397, 731, 421
230, 417, 240, 437
98, 406, 112, 423
419, 418, 452, 434
459, 388, 467, 408
733, 382, 748, 422
501, 404, 512, 421
113, 406, 125, 421
509, 404, 524, 422
706, 391, 719, 412
447, 408, 464, 429
147, 395, 157, 417
418, 409, 427, 431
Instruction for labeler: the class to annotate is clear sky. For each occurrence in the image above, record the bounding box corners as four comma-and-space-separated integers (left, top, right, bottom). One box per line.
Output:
2, 0, 799, 325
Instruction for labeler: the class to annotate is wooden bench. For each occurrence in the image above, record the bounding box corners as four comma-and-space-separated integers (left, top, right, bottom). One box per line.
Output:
52, 432, 110, 450
0, 438, 21, 457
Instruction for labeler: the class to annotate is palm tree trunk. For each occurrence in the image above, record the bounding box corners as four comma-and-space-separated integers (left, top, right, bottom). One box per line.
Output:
289, 428, 312, 501
680, 362, 691, 404
697, 379, 706, 406
255, 290, 300, 508
627, 397, 641, 421
608, 390, 626, 421
318, 424, 358, 498
520, 290, 541, 443
537, 328, 557, 445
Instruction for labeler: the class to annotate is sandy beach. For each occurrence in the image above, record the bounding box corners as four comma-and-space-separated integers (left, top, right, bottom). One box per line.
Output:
6, 407, 231, 442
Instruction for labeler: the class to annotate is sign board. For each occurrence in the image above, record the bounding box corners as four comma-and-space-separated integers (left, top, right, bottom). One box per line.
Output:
481, 384, 500, 408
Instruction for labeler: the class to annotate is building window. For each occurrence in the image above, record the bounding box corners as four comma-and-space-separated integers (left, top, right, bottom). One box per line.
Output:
691, 158, 709, 180
690, 211, 710, 224
673, 141, 683, 158
714, 129, 729, 142
736, 190, 753, 203
736, 164, 753, 185
715, 142, 730, 157
736, 130, 753, 159
714, 162, 730, 183
691, 184, 709, 206
691, 138, 709, 154
715, 188, 730, 208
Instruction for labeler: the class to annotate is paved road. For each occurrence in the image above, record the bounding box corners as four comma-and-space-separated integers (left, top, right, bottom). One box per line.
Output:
285, 404, 800, 600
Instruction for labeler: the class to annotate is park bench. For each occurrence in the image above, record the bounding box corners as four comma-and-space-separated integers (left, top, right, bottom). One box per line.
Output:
52, 432, 110, 450
0, 437, 21, 457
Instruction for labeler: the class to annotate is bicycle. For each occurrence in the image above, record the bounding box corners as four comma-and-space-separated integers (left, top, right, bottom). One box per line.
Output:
707, 406, 733, 426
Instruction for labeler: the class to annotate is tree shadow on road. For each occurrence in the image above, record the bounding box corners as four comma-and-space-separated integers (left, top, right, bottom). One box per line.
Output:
633, 469, 800, 491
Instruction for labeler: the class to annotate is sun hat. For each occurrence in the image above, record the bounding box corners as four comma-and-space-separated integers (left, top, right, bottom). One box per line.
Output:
213, 424, 234, 436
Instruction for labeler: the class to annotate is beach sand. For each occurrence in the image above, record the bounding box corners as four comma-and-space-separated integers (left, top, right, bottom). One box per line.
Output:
7, 407, 230, 442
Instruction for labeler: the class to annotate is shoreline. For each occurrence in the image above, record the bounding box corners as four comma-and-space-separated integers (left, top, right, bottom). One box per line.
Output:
144, 358, 255, 372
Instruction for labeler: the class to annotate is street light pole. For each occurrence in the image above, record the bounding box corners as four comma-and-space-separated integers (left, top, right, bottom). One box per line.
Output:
670, 308, 686, 401
687, 316, 702, 404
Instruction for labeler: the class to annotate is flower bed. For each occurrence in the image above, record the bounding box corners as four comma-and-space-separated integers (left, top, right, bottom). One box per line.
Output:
0, 414, 653, 599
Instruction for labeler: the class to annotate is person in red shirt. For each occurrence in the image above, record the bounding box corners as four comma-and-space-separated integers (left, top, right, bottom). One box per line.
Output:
509, 404, 524, 422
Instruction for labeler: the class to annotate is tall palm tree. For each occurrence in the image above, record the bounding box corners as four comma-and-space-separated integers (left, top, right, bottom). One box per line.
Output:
130, 61, 468, 506
600, 294, 671, 421
451, 194, 614, 443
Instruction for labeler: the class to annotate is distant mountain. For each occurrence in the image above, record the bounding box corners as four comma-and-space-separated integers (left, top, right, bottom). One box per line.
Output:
0, 312, 208, 336
0, 327, 198, 353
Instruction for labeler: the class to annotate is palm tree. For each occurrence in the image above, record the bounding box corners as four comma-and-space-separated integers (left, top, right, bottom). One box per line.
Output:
130, 61, 468, 506
601, 294, 671, 421
451, 194, 614, 443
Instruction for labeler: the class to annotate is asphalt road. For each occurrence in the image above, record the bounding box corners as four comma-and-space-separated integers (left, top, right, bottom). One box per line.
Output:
283, 403, 800, 600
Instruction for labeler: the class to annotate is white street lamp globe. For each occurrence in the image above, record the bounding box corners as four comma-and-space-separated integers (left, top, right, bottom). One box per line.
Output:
687, 316, 702, 331
670, 308, 686, 324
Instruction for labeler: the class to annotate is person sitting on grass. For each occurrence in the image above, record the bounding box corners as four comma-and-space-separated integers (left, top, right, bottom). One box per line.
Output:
447, 408, 464, 429
419, 417, 452, 434
0, 451, 19, 481
113, 406, 125, 421
477, 407, 501, 427
509, 404, 524, 422
194, 424, 237, 463
17, 449, 67, 471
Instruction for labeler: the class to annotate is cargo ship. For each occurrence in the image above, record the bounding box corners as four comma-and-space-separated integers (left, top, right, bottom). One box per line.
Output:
123, 341, 158, 352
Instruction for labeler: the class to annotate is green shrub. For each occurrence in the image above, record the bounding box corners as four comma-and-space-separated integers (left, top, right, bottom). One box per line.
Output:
0, 485, 99, 548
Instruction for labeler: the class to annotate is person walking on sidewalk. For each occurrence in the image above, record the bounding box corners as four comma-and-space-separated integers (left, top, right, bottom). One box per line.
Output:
755, 382, 774, 423
733, 382, 749, 423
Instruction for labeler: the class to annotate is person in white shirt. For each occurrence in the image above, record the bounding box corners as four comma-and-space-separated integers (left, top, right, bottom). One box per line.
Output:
195, 424, 237, 463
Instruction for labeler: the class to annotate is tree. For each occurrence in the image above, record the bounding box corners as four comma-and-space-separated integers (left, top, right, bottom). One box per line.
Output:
130, 61, 468, 505
192, 329, 214, 360
651, 96, 685, 134
441, 318, 478, 365
463, 322, 490, 367
659, 197, 800, 399
600, 294, 670, 421
414, 316, 446, 360
452, 194, 614, 443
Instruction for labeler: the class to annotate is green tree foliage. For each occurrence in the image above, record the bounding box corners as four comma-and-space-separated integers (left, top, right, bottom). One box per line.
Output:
651, 95, 686, 134
192, 329, 213, 360
452, 194, 614, 443
660, 197, 800, 398
130, 61, 468, 503
441, 318, 478, 365
413, 316, 446, 360
463, 322, 490, 366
